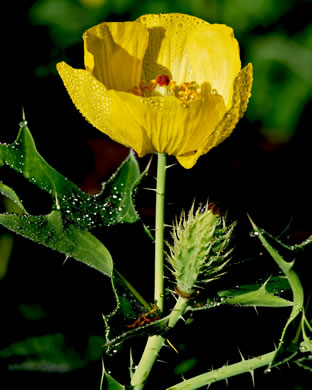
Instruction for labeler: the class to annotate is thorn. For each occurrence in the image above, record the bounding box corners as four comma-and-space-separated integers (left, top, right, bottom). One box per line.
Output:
166, 163, 177, 170
156, 359, 168, 364
62, 256, 69, 266
143, 187, 157, 192
21, 106, 26, 121
144, 155, 153, 173
237, 347, 245, 361
166, 338, 179, 354
249, 369, 255, 388
253, 306, 259, 316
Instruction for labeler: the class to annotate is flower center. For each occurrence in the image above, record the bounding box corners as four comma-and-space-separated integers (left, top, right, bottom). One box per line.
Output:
129, 74, 201, 102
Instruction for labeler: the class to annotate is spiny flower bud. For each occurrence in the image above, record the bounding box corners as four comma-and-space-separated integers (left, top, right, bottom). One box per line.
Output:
167, 203, 235, 298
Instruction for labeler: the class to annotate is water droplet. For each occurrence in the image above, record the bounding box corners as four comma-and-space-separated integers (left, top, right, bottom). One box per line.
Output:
181, 103, 189, 108
264, 368, 271, 374
249, 230, 259, 237
212, 89, 217, 94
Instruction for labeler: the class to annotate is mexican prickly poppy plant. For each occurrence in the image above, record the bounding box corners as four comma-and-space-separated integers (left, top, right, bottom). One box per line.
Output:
57, 13, 253, 169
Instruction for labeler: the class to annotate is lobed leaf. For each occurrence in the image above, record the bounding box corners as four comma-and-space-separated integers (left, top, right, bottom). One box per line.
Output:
104, 272, 169, 354
0, 122, 147, 277
0, 211, 113, 276
248, 217, 305, 367
218, 276, 293, 307
101, 360, 125, 390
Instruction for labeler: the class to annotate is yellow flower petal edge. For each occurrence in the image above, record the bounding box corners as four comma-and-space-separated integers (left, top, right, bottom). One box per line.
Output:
56, 61, 151, 155
57, 13, 253, 169
177, 63, 253, 169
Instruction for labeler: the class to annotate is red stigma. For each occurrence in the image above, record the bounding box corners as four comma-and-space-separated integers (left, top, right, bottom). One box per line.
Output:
155, 74, 170, 86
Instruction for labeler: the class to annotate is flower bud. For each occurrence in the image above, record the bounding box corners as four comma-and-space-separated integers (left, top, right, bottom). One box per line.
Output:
167, 203, 235, 298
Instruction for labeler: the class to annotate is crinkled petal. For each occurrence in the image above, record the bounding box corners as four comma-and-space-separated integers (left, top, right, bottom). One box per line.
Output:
57, 61, 227, 163
112, 90, 226, 161
177, 63, 253, 169
83, 21, 149, 91
57, 61, 151, 155
136, 13, 209, 84
187, 24, 241, 109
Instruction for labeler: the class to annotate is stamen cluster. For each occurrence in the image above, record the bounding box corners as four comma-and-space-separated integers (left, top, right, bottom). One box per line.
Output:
129, 74, 201, 101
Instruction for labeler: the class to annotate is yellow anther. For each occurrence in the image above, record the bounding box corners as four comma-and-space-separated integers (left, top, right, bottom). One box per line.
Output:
129, 77, 201, 101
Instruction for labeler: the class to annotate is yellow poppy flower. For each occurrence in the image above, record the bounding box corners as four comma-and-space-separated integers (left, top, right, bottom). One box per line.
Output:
57, 13, 253, 169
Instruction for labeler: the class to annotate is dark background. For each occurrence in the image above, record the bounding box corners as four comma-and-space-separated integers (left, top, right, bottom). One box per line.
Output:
1, 0, 312, 388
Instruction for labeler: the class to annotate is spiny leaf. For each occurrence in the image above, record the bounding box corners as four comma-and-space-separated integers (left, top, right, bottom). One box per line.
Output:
0, 211, 113, 276
0, 122, 147, 277
103, 272, 169, 354
248, 216, 304, 367
0, 122, 143, 229
218, 276, 293, 307
101, 360, 125, 390
0, 182, 27, 214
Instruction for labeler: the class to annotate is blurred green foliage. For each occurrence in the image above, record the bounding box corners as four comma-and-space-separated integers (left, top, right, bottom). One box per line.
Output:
29, 0, 312, 143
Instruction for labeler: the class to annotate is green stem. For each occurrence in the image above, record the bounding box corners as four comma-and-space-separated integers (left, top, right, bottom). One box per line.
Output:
154, 153, 166, 312
130, 155, 191, 389
167, 351, 275, 390
130, 153, 167, 390
131, 335, 165, 390
130, 297, 189, 390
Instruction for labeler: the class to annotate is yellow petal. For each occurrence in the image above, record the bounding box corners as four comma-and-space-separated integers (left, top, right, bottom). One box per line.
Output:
137, 13, 210, 84
177, 63, 253, 169
187, 24, 241, 109
83, 21, 149, 91
57, 61, 228, 164
108, 86, 226, 162
57, 61, 151, 155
